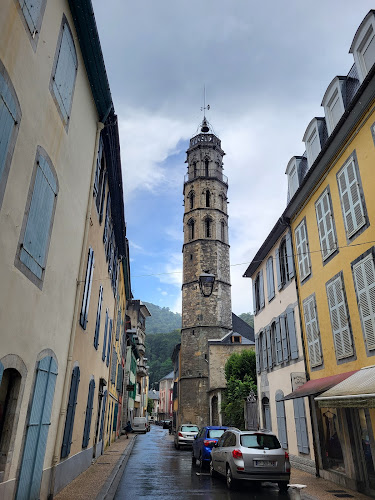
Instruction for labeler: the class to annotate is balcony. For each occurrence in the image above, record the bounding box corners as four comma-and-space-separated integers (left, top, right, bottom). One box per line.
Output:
137, 364, 147, 377
137, 342, 145, 355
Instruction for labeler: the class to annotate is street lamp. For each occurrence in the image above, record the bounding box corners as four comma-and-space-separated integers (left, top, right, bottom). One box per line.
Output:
199, 271, 215, 297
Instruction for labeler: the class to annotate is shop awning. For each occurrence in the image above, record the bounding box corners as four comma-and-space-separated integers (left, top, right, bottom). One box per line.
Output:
315, 365, 375, 408
283, 371, 358, 401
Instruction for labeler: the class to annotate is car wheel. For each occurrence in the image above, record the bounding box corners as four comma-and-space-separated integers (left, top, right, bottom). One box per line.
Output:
278, 481, 289, 493
226, 465, 237, 490
192, 451, 196, 465
210, 460, 218, 478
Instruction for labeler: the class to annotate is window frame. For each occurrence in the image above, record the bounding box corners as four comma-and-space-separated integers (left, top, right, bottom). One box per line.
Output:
15, 0, 47, 50
294, 218, 311, 283
315, 186, 338, 263
303, 294, 323, 369
350, 12, 375, 83
321, 77, 346, 136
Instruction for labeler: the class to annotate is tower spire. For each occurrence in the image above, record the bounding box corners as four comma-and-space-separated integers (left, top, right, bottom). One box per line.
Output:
200, 85, 210, 133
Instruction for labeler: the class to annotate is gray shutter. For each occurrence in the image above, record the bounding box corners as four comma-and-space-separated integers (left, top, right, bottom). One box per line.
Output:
0, 72, 17, 183
327, 275, 353, 359
275, 317, 283, 364
106, 319, 113, 367
259, 269, 265, 309
337, 159, 366, 238
266, 326, 272, 368
102, 310, 109, 362
353, 254, 375, 350
0, 361, 3, 386
53, 23, 77, 121
276, 393, 288, 449
261, 332, 268, 370
286, 308, 298, 360
266, 257, 275, 301
264, 404, 271, 431
303, 295, 322, 367
116, 307, 121, 341
252, 279, 257, 313
116, 364, 123, 392
275, 247, 282, 290
61, 366, 80, 458
80, 248, 94, 329
82, 379, 95, 448
255, 336, 261, 373
21, 0, 43, 34
293, 398, 309, 454
280, 315, 289, 361
20, 157, 57, 279
94, 285, 103, 349
99, 390, 107, 441
285, 231, 295, 279
316, 190, 337, 260
94, 138, 103, 197
294, 220, 311, 281
111, 347, 117, 384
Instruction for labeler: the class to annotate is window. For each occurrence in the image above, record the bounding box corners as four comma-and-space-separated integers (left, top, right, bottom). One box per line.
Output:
93, 286, 103, 349
205, 158, 209, 177
293, 398, 309, 454
274, 317, 283, 364
266, 256, 275, 301
221, 220, 226, 242
252, 269, 265, 314
303, 118, 325, 168
17, 148, 58, 286
61, 366, 80, 458
17, 0, 46, 41
294, 220, 311, 282
337, 155, 367, 239
111, 347, 117, 384
102, 309, 109, 362
50, 18, 78, 127
262, 397, 271, 430
205, 189, 210, 207
303, 294, 323, 367
106, 319, 113, 367
94, 137, 106, 220
80, 248, 94, 329
193, 162, 197, 178
219, 194, 225, 211
116, 307, 122, 341
204, 217, 211, 238
187, 218, 195, 240
326, 274, 354, 360
0, 60, 21, 210
315, 188, 337, 261
287, 163, 298, 199
350, 13, 375, 82
276, 232, 294, 289
188, 191, 195, 209
82, 379, 95, 449
275, 392, 288, 449
352, 252, 375, 351
322, 78, 346, 135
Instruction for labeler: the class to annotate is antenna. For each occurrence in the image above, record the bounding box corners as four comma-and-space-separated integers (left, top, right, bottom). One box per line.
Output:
201, 85, 210, 115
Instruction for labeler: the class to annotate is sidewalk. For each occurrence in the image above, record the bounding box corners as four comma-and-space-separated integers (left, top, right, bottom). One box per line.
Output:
54, 433, 137, 500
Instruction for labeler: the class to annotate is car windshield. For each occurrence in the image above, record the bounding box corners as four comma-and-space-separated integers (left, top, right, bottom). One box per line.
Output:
240, 433, 281, 450
181, 425, 198, 432
207, 429, 226, 439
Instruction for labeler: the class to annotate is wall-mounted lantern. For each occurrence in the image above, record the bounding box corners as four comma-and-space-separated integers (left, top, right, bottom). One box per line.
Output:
199, 271, 215, 297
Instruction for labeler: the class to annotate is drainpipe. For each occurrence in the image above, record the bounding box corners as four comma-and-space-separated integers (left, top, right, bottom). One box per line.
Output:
48, 121, 104, 500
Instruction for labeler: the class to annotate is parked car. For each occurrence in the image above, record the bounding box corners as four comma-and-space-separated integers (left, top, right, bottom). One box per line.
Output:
210, 429, 290, 491
174, 424, 199, 449
192, 426, 229, 467
132, 417, 148, 434
162, 420, 172, 429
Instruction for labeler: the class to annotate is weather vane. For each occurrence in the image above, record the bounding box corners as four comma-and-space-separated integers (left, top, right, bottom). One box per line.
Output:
201, 85, 210, 114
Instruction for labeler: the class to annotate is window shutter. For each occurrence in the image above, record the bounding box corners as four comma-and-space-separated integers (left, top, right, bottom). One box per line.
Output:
252, 279, 257, 313
116, 364, 123, 392
316, 190, 337, 260
275, 317, 283, 364
327, 275, 353, 359
266, 326, 272, 369
255, 336, 261, 373
275, 247, 282, 290
259, 269, 265, 309
286, 308, 298, 360
99, 390, 107, 441
111, 347, 117, 384
280, 314, 289, 362
94, 285, 103, 349
103, 194, 111, 244
264, 404, 271, 430
20, 157, 57, 279
82, 379, 95, 448
294, 221, 311, 281
261, 332, 268, 370
106, 319, 113, 367
61, 366, 80, 458
353, 254, 375, 350
0, 361, 4, 386
116, 308, 121, 341
285, 231, 295, 279
94, 138, 103, 198
337, 159, 366, 238
113, 403, 118, 432
80, 248, 94, 329
303, 295, 322, 367
102, 310, 109, 362
53, 23, 77, 122
293, 398, 309, 454
266, 258, 275, 301
276, 393, 288, 449
21, 0, 43, 34
0, 73, 17, 184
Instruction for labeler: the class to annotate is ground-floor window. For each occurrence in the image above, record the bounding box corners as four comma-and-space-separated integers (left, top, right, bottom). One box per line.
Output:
321, 407, 345, 473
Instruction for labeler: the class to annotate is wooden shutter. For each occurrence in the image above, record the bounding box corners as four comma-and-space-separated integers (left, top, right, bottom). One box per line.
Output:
116, 307, 121, 341
79, 248, 94, 329
255, 336, 261, 373
337, 158, 366, 238
286, 308, 299, 360
99, 390, 107, 441
293, 398, 309, 454
259, 269, 265, 309
103, 194, 111, 245
102, 309, 109, 362
106, 319, 113, 367
327, 275, 353, 359
280, 314, 289, 362
285, 231, 295, 279
94, 285, 103, 349
94, 138, 103, 198
261, 332, 268, 370
0, 73, 17, 183
61, 366, 80, 458
20, 156, 57, 279
303, 295, 322, 367
294, 220, 311, 281
0, 361, 3, 386
252, 279, 257, 313
264, 404, 271, 430
82, 379, 95, 449
116, 364, 123, 392
353, 254, 375, 351
275, 317, 283, 364
266, 326, 272, 368
266, 257, 275, 301
111, 347, 117, 384
316, 190, 337, 260
21, 0, 43, 34
275, 247, 282, 290
276, 393, 288, 449
52, 23, 77, 122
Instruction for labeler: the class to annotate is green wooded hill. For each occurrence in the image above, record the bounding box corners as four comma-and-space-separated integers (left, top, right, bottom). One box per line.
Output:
146, 330, 181, 389
144, 302, 181, 334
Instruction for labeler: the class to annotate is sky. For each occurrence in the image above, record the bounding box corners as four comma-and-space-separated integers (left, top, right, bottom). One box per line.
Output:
91, 0, 374, 315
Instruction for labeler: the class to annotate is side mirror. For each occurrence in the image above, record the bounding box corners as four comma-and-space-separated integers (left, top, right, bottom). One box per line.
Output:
214, 442, 218, 447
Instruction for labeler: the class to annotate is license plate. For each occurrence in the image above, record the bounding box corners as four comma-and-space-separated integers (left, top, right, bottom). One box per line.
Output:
254, 460, 276, 467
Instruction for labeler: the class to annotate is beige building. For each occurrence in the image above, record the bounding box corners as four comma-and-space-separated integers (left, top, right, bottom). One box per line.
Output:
0, 0, 114, 498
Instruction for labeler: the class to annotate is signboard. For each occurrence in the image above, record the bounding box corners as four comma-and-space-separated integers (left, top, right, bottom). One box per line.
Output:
291, 372, 306, 391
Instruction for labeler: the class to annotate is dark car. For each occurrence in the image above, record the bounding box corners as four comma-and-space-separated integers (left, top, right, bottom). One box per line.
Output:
192, 426, 229, 467
162, 420, 171, 429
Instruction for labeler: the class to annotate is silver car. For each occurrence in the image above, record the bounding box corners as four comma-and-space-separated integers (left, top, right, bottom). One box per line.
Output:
210, 429, 290, 491
174, 424, 199, 449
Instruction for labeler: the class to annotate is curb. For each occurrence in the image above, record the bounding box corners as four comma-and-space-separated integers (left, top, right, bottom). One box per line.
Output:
96, 435, 137, 500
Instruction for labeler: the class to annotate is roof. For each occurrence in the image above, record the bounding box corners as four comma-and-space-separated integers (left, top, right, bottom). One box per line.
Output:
232, 313, 254, 342
160, 371, 174, 381
208, 330, 255, 345
148, 390, 159, 400
283, 371, 358, 400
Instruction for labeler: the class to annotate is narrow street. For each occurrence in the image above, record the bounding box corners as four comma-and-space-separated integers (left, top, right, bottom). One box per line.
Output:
114, 425, 285, 499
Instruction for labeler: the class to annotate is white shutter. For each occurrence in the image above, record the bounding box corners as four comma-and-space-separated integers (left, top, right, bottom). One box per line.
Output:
303, 295, 322, 367
353, 254, 375, 351
294, 220, 311, 281
326, 275, 353, 359
316, 189, 337, 260
337, 158, 366, 238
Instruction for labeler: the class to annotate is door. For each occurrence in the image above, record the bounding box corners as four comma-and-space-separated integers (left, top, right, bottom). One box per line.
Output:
16, 357, 58, 500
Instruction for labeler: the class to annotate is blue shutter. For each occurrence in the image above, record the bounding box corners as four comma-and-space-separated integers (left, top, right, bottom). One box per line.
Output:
80, 248, 94, 329
261, 332, 268, 370
293, 398, 309, 454
102, 310, 109, 362
275, 318, 283, 364
255, 336, 260, 374
116, 364, 123, 392
252, 279, 257, 313
94, 285, 103, 349
276, 392, 288, 449
266, 326, 272, 369
0, 360, 3, 386
82, 379, 95, 449
280, 314, 289, 361
106, 319, 113, 367
99, 390, 107, 442
286, 308, 299, 360
61, 366, 80, 458
275, 247, 282, 290
20, 157, 57, 279
286, 231, 294, 279
259, 269, 265, 309
53, 23, 77, 122
16, 357, 58, 500
111, 347, 117, 384
116, 308, 121, 341
266, 257, 275, 301
113, 403, 118, 432
0, 72, 17, 184
21, 0, 43, 34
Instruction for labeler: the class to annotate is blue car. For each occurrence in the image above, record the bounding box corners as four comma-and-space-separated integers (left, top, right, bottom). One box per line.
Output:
192, 426, 229, 466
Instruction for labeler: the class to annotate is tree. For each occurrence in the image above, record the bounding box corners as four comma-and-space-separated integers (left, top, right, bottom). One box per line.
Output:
238, 312, 254, 328
147, 398, 154, 414
221, 350, 257, 429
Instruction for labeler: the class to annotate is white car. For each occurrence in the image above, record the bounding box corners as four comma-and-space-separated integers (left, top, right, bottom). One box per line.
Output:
174, 424, 199, 449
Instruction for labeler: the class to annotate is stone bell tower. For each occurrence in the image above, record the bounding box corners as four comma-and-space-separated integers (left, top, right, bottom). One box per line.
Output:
179, 116, 232, 427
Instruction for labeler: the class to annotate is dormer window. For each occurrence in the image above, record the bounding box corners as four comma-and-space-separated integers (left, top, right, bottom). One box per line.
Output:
303, 118, 326, 168
231, 335, 241, 343
285, 156, 307, 201
350, 11, 375, 83
321, 77, 346, 135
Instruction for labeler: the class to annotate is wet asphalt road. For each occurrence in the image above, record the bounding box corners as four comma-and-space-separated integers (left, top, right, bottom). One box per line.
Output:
114, 425, 289, 500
